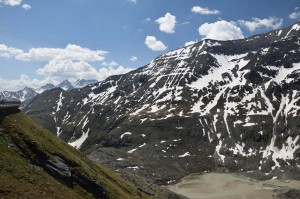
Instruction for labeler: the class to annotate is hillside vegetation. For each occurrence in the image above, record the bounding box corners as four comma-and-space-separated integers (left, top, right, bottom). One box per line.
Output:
0, 110, 153, 199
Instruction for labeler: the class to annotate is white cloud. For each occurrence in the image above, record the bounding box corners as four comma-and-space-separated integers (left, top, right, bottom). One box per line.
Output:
0, 62, 133, 91
198, 20, 244, 41
36, 60, 134, 85
0, 43, 136, 91
184, 40, 197, 46
35, 56, 135, 81
155, 13, 177, 33
0, 44, 24, 58
0, 0, 22, 6
238, 17, 283, 32
22, 3, 31, 10
130, 56, 137, 62
16, 44, 107, 62
0, 43, 110, 80
36, 59, 99, 80
128, 0, 136, 3
191, 6, 220, 15
145, 36, 167, 51
100, 61, 119, 67
289, 12, 300, 19
0, 75, 57, 92
98, 63, 133, 80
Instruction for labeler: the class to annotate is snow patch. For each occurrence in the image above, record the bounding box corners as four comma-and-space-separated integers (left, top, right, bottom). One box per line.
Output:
216, 140, 225, 162
56, 92, 64, 112
120, 132, 132, 139
179, 152, 190, 157
127, 148, 137, 153
68, 128, 90, 149
139, 143, 146, 148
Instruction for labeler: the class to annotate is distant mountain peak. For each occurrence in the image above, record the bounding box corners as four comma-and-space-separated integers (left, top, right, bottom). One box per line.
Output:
57, 80, 74, 91
0, 79, 99, 102
73, 79, 97, 88
35, 83, 55, 94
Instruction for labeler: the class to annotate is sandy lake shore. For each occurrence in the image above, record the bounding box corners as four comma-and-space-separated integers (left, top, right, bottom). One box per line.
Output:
167, 173, 300, 199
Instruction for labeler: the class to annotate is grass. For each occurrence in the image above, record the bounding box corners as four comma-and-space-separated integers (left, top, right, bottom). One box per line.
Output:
0, 111, 153, 199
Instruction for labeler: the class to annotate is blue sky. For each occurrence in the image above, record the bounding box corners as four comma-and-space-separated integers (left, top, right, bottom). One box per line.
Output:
0, 0, 299, 91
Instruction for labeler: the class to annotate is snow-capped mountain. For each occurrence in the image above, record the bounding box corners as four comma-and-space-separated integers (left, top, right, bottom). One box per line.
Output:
0, 79, 98, 102
24, 22, 300, 183
73, 79, 97, 88
57, 80, 74, 91
0, 87, 36, 102
35, 83, 56, 94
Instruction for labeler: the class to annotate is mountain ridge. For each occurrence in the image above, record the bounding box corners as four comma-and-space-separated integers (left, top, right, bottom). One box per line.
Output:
24, 21, 300, 184
0, 79, 98, 102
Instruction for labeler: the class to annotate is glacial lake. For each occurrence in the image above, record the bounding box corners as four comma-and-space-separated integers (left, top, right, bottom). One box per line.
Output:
167, 173, 300, 199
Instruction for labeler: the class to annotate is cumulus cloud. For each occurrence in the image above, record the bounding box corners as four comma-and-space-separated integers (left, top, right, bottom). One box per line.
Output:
145, 36, 167, 51
191, 6, 220, 15
184, 40, 197, 46
238, 17, 283, 32
0, 43, 135, 91
289, 12, 300, 19
155, 13, 177, 33
38, 59, 133, 81
36, 59, 99, 80
0, 44, 24, 58
0, 43, 112, 80
22, 3, 31, 10
198, 20, 244, 41
130, 56, 138, 62
35, 56, 133, 82
16, 44, 107, 62
0, 0, 22, 6
98, 62, 133, 80
0, 75, 57, 92
0, 61, 134, 91
100, 61, 119, 68
0, 0, 31, 11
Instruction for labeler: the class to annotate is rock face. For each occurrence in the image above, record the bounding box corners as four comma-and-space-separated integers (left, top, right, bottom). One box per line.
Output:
24, 22, 300, 183
276, 189, 300, 199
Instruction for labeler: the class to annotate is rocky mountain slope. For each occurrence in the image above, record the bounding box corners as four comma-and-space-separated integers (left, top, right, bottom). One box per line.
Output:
35, 83, 56, 94
74, 79, 98, 88
0, 87, 37, 102
0, 79, 97, 102
24, 22, 300, 184
0, 109, 179, 198
57, 80, 75, 91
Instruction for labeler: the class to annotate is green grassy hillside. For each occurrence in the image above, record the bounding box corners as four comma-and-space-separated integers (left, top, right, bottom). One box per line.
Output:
0, 110, 153, 199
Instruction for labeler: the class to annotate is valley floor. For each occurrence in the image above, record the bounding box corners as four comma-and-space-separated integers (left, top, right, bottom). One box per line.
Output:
167, 172, 300, 199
